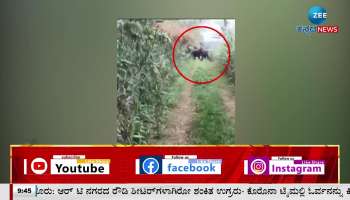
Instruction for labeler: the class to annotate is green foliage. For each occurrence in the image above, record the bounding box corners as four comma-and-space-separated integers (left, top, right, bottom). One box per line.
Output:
116, 20, 174, 144
164, 61, 192, 108
190, 60, 235, 144
215, 27, 236, 89
224, 30, 236, 87
116, 20, 236, 145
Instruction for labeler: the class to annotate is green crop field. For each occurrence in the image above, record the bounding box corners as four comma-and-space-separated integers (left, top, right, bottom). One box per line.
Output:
116, 19, 236, 145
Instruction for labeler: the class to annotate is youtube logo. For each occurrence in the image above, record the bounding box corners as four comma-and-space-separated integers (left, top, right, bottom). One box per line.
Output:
30, 158, 48, 175
33, 161, 45, 170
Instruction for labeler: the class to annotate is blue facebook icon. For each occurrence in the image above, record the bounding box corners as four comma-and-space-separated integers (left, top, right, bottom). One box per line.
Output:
140, 156, 162, 174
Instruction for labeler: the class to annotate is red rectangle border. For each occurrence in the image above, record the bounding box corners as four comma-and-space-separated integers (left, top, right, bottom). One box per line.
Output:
10, 145, 339, 183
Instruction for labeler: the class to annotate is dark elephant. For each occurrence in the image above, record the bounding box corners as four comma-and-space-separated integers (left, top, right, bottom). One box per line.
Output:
191, 48, 209, 61
201, 50, 209, 60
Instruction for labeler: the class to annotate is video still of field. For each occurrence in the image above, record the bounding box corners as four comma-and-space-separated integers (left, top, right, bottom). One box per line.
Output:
116, 19, 236, 145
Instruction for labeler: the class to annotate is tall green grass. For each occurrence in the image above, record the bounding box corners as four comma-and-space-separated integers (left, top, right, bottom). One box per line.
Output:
116, 20, 174, 144
190, 60, 235, 144
165, 61, 190, 108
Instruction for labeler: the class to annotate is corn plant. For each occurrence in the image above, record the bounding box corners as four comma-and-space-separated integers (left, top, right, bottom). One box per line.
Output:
116, 20, 174, 144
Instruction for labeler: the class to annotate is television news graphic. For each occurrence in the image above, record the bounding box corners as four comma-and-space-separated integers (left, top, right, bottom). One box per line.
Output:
244, 156, 325, 176
138, 156, 162, 174
296, 5, 339, 34
136, 155, 222, 175
11, 145, 339, 184
10, 145, 340, 199
21, 155, 110, 176
26, 158, 47, 175
11, 184, 350, 200
308, 5, 327, 25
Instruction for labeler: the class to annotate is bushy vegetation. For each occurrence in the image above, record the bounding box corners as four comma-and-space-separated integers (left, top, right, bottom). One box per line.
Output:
190, 60, 235, 144
225, 33, 236, 86
116, 20, 175, 144
216, 23, 236, 87
116, 19, 236, 145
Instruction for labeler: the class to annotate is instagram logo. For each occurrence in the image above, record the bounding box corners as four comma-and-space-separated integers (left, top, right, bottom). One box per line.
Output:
246, 157, 269, 175
250, 159, 267, 175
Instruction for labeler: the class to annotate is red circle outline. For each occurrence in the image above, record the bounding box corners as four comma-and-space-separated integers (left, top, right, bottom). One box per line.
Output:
172, 25, 231, 84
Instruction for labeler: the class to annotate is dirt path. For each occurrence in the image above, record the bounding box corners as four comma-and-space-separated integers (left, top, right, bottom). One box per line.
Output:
155, 83, 194, 145
220, 86, 236, 120
151, 61, 235, 145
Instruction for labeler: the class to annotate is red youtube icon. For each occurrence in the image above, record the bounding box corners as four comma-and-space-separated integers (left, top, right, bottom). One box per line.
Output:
33, 161, 46, 170
30, 157, 48, 175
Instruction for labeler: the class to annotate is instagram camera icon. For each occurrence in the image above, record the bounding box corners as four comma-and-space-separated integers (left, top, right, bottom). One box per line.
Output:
248, 157, 269, 175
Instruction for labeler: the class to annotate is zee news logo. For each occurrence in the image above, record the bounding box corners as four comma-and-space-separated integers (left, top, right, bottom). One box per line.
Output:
296, 5, 339, 34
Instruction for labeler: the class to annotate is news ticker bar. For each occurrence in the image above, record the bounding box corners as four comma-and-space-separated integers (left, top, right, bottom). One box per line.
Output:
10, 145, 339, 183
12, 184, 350, 200
0, 184, 9, 199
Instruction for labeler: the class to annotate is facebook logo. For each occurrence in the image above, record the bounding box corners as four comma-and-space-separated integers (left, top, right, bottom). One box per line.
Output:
139, 156, 162, 174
